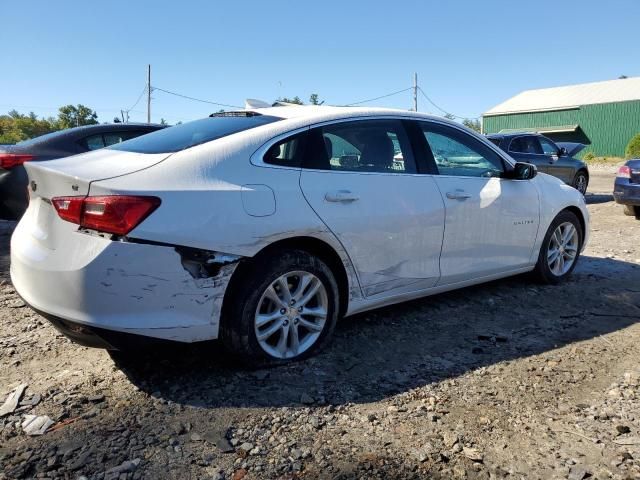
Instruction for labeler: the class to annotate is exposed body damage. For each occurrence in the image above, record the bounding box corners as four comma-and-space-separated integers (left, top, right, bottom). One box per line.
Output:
10, 105, 589, 359
11, 202, 241, 343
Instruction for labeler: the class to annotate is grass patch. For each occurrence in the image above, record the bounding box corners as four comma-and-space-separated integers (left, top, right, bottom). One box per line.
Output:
583, 156, 625, 166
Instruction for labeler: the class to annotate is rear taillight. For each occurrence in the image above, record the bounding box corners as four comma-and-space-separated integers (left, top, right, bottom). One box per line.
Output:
51, 195, 161, 235
0, 154, 34, 169
617, 165, 631, 179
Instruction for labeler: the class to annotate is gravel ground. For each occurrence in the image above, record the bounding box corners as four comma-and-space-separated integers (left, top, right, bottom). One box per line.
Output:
1, 169, 639, 480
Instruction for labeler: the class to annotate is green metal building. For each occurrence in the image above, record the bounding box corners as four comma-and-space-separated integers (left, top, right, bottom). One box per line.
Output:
482, 77, 640, 157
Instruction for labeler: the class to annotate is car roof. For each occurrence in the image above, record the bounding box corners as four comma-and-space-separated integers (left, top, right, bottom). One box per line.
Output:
64, 122, 166, 133
486, 132, 544, 139
232, 105, 460, 127
6, 123, 166, 151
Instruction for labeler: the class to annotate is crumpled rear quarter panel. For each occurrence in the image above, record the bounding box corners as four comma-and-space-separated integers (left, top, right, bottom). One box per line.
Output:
11, 218, 233, 342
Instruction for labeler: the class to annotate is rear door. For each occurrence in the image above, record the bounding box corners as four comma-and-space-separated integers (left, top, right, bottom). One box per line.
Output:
414, 121, 540, 284
298, 118, 445, 298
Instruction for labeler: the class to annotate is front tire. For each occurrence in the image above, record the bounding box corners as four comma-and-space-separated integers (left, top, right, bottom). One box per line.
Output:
220, 250, 339, 366
572, 171, 589, 195
533, 210, 583, 284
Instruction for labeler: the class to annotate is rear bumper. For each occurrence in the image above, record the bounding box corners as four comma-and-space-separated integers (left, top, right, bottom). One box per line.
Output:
10, 204, 238, 345
33, 307, 182, 350
613, 180, 640, 206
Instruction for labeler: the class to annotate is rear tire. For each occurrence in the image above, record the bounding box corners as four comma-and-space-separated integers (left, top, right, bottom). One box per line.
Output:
622, 205, 640, 219
533, 210, 583, 284
572, 170, 589, 195
220, 249, 339, 366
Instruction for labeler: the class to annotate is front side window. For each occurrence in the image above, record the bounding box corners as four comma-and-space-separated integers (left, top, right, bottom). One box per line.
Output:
538, 137, 559, 156
109, 114, 282, 154
303, 120, 416, 173
419, 122, 504, 178
509, 136, 543, 155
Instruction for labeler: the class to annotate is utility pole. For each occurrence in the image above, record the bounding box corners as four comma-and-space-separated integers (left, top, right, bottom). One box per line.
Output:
147, 64, 151, 123
413, 72, 418, 112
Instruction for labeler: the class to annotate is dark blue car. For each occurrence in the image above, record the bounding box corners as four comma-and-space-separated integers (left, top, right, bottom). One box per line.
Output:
487, 132, 589, 194
0, 123, 165, 220
613, 159, 640, 219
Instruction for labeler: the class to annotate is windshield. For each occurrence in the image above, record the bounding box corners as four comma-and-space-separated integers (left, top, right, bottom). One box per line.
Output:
108, 114, 282, 154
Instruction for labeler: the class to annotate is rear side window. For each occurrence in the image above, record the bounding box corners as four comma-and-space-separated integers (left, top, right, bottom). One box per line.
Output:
109, 115, 282, 154
263, 132, 307, 167
302, 120, 416, 173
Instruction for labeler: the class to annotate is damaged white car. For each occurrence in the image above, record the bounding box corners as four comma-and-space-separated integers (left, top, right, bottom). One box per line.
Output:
11, 106, 589, 363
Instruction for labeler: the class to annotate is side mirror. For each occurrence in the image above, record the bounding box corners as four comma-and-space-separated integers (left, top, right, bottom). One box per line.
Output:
559, 147, 568, 156
508, 162, 537, 180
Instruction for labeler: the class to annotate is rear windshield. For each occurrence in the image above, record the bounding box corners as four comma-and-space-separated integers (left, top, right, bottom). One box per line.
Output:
108, 115, 282, 154
17, 129, 68, 147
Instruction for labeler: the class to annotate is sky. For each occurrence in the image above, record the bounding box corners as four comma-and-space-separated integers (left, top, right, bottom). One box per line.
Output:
2, 0, 639, 125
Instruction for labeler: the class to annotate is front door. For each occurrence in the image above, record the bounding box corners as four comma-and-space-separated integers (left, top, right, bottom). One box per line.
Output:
538, 136, 574, 183
299, 119, 445, 298
416, 121, 540, 285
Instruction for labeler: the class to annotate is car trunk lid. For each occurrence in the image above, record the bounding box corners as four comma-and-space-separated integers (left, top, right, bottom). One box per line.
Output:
555, 142, 586, 157
24, 149, 171, 199
21, 149, 172, 251
628, 160, 640, 184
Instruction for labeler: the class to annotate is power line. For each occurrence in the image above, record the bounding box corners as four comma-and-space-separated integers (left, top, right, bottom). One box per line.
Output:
153, 87, 243, 109
343, 87, 413, 106
417, 86, 479, 120
126, 85, 147, 113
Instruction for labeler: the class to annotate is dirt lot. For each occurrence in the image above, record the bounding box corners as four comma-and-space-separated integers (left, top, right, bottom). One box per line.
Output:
1, 168, 639, 480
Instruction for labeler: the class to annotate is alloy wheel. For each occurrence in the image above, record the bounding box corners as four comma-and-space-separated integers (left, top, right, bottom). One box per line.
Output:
547, 222, 579, 276
254, 271, 328, 359
575, 174, 588, 194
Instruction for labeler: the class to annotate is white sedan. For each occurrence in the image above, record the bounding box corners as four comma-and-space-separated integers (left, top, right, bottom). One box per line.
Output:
11, 106, 589, 364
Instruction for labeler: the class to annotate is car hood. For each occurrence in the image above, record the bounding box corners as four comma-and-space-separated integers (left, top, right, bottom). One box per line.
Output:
556, 142, 586, 157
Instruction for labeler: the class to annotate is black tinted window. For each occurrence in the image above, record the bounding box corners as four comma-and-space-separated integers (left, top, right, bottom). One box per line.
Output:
263, 132, 307, 167
84, 134, 105, 151
303, 120, 416, 173
109, 115, 282, 154
509, 136, 543, 154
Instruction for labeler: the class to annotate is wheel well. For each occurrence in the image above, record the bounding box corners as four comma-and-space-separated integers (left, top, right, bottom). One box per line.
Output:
576, 168, 589, 179
225, 236, 351, 318
562, 206, 586, 238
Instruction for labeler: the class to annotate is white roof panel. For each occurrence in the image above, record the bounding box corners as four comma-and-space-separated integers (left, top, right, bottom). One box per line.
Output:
484, 77, 640, 116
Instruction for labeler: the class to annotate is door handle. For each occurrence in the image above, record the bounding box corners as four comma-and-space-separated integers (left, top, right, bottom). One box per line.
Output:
325, 190, 360, 203
446, 190, 471, 200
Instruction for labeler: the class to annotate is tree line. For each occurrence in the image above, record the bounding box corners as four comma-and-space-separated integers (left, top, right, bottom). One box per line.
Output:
0, 105, 99, 144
